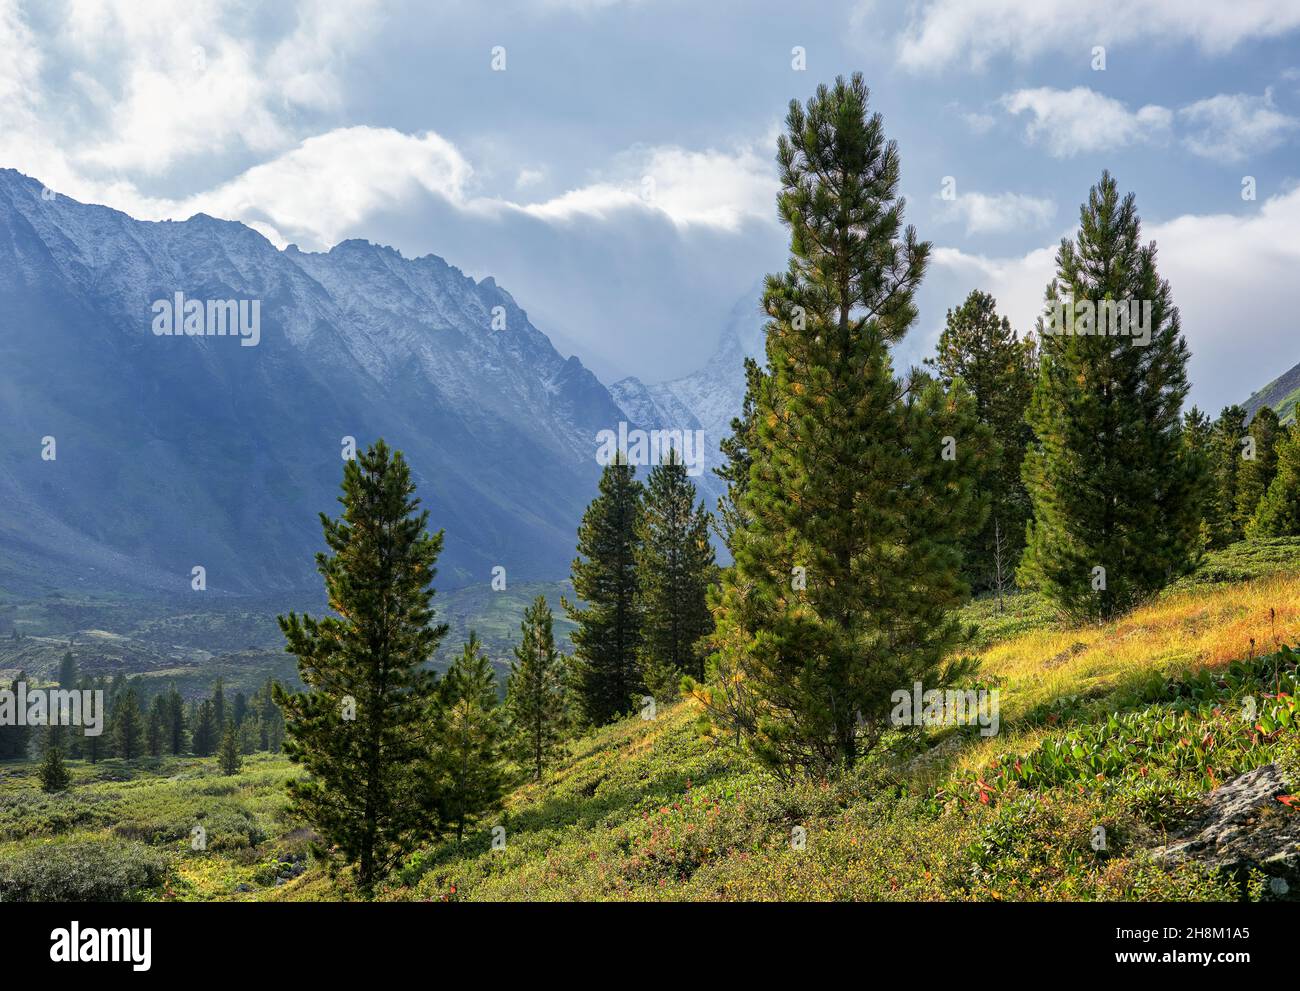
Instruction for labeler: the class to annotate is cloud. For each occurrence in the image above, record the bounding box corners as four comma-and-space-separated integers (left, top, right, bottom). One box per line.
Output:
936, 190, 1056, 235
1179, 89, 1300, 162
896, 0, 1300, 71
1002, 87, 1172, 157
927, 185, 1300, 413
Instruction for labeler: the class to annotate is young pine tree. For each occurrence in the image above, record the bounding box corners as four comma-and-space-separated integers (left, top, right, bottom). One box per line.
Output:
275, 440, 448, 893
1237, 407, 1284, 531
218, 720, 242, 776
1248, 424, 1300, 537
926, 289, 1036, 591
39, 736, 71, 793
505, 595, 567, 781
702, 75, 987, 779
636, 452, 717, 700
1020, 171, 1198, 620
433, 633, 504, 843
563, 458, 644, 726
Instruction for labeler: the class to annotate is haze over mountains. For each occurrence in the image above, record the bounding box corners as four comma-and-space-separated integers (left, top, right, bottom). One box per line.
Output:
0, 169, 757, 599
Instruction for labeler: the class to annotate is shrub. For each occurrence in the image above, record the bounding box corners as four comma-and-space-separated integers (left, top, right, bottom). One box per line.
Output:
0, 840, 168, 902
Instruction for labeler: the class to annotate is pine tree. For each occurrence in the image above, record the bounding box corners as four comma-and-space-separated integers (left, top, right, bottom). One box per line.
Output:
1182, 406, 1215, 554
926, 289, 1036, 591
57, 650, 78, 689
715, 357, 764, 554
701, 75, 987, 778
275, 439, 448, 893
1248, 424, 1300, 537
0, 671, 31, 759
81, 677, 107, 764
1209, 405, 1249, 546
218, 720, 242, 775
111, 686, 145, 760
505, 595, 567, 781
1237, 407, 1284, 531
563, 458, 645, 725
212, 677, 225, 730
190, 699, 217, 757
39, 738, 71, 793
433, 633, 504, 843
636, 452, 717, 699
146, 695, 166, 758
166, 686, 187, 755
1019, 171, 1198, 620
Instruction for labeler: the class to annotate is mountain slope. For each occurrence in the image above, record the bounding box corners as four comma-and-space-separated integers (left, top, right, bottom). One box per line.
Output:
1244, 358, 1300, 425
0, 169, 627, 595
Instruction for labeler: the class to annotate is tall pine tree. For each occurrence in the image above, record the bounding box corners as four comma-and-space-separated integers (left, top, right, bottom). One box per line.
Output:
701, 75, 987, 778
563, 458, 644, 725
1248, 423, 1300, 537
275, 439, 448, 893
1237, 407, 1284, 531
1208, 405, 1249, 546
1019, 171, 1198, 620
636, 451, 717, 699
505, 595, 567, 781
926, 289, 1036, 591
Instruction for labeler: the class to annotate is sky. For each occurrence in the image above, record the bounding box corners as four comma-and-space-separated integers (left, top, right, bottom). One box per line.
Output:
3, 0, 1300, 411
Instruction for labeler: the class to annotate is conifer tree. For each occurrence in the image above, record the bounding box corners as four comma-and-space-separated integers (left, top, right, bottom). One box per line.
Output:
1208, 405, 1249, 546
80, 677, 107, 763
702, 75, 987, 778
926, 289, 1036, 590
1237, 407, 1284, 531
212, 677, 225, 729
1019, 171, 1198, 620
0, 671, 31, 759
505, 595, 567, 781
1181, 406, 1215, 556
166, 686, 187, 755
112, 686, 145, 760
191, 699, 217, 757
563, 458, 645, 725
57, 651, 78, 689
218, 720, 242, 775
146, 695, 166, 758
715, 357, 763, 554
39, 738, 70, 793
275, 439, 448, 893
636, 452, 717, 699
433, 633, 504, 842
1248, 424, 1300, 537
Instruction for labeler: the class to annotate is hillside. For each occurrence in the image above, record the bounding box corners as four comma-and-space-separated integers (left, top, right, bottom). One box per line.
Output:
3, 540, 1298, 902
1244, 358, 1300, 425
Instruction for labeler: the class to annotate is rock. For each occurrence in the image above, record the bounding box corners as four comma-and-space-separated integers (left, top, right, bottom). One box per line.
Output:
1150, 763, 1300, 898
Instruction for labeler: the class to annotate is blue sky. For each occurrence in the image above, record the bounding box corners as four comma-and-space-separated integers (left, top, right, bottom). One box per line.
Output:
4, 0, 1300, 410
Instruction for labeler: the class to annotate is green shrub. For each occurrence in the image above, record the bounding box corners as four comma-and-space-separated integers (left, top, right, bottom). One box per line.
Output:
0, 840, 168, 902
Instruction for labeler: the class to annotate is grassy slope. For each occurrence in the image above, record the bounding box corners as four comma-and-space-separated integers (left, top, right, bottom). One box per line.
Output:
3, 542, 1299, 902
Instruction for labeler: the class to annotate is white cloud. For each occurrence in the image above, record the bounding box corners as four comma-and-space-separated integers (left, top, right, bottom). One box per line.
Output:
896, 0, 1300, 71
930, 185, 1300, 412
1002, 87, 1172, 157
1179, 89, 1300, 162
937, 190, 1055, 235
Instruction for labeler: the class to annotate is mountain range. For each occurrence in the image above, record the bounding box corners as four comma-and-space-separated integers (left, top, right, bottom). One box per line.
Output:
0, 169, 759, 599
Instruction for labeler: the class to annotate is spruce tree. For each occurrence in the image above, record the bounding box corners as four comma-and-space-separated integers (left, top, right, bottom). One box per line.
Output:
1248, 424, 1300, 537
563, 458, 644, 725
702, 75, 987, 778
275, 439, 448, 893
926, 289, 1036, 591
1019, 171, 1198, 620
433, 632, 504, 843
1237, 407, 1284, 531
112, 687, 145, 760
39, 738, 71, 793
218, 720, 242, 775
505, 595, 567, 781
636, 452, 717, 699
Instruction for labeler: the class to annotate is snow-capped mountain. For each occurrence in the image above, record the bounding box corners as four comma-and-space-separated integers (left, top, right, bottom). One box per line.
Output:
608, 290, 766, 513
0, 169, 647, 595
